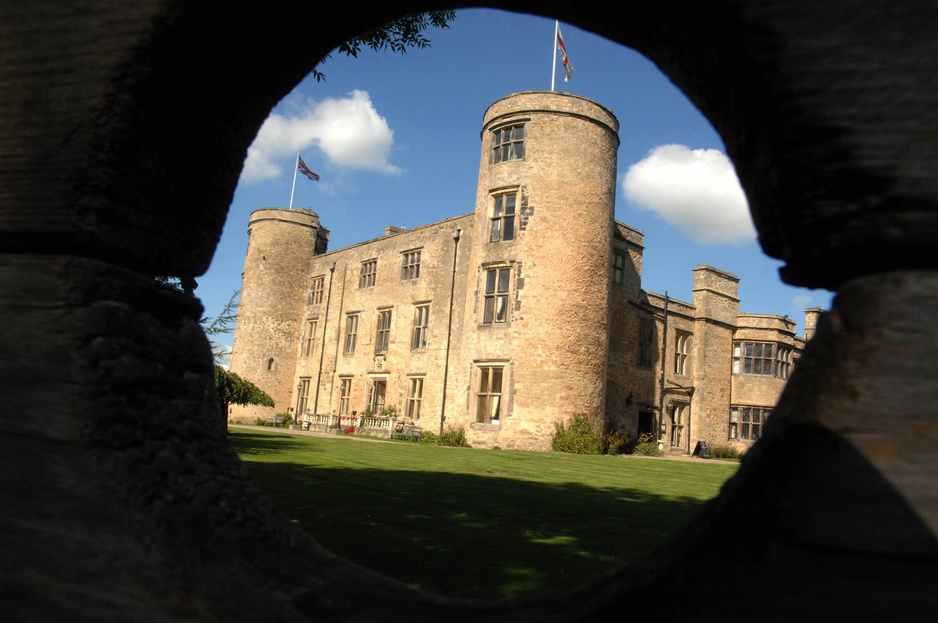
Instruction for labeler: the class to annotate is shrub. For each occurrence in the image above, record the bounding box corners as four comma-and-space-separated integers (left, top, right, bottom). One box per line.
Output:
602, 430, 628, 455
419, 430, 438, 444
438, 426, 470, 447
707, 445, 741, 460
276, 413, 293, 427
254, 417, 266, 426
552, 412, 603, 455
631, 433, 661, 457
215, 365, 274, 413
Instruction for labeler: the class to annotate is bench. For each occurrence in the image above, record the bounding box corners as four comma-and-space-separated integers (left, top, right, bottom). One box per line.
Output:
395, 424, 422, 442
265, 414, 286, 427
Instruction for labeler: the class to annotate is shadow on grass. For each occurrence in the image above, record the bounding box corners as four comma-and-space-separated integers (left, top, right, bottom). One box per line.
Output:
238, 457, 710, 600
228, 430, 322, 456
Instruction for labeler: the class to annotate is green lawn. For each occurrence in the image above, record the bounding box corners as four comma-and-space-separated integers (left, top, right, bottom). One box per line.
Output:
229, 427, 738, 600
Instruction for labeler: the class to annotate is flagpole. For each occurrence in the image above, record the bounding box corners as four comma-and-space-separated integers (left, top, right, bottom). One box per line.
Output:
289, 151, 300, 209
551, 20, 558, 92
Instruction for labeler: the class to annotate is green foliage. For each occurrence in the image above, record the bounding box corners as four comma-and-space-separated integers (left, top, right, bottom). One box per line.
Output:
254, 417, 266, 426
707, 445, 742, 460
438, 426, 470, 447
214, 365, 274, 410
202, 290, 239, 336
552, 412, 603, 455
153, 279, 237, 363
312, 11, 456, 81
602, 430, 628, 455
154, 275, 197, 294
276, 413, 293, 427
630, 433, 661, 457
419, 430, 438, 444
201, 290, 239, 364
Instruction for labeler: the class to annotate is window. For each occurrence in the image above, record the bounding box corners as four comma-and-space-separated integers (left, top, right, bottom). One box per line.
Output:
674, 331, 690, 375
489, 191, 516, 242
296, 377, 310, 416
344, 314, 359, 354
369, 379, 387, 413
374, 309, 391, 354
412, 304, 430, 350
671, 403, 686, 448
302, 319, 317, 357
338, 378, 352, 416
733, 341, 791, 378
401, 249, 421, 280
483, 267, 510, 324
308, 275, 324, 304
729, 406, 770, 441
476, 365, 505, 424
612, 251, 626, 285
492, 124, 524, 163
359, 259, 377, 288
407, 377, 424, 421
637, 322, 653, 368
776, 347, 793, 379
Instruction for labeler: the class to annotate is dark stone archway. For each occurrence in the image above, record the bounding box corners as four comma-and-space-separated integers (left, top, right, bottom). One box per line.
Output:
2, 1, 936, 620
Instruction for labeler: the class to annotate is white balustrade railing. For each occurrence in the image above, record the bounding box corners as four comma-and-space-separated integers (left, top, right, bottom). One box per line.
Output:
301, 413, 400, 438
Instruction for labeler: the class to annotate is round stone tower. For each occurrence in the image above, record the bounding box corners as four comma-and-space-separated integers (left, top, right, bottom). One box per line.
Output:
461, 91, 620, 449
228, 207, 327, 422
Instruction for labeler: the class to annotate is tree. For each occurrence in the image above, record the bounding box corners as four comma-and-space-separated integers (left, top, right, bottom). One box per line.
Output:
202, 289, 239, 364
203, 293, 275, 419
215, 365, 274, 420
312, 10, 456, 81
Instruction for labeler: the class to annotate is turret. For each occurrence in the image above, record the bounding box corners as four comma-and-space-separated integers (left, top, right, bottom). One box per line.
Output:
460, 91, 620, 448
227, 208, 328, 421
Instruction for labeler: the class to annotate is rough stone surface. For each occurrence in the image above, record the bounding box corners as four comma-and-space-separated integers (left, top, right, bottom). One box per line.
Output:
3, 1, 937, 620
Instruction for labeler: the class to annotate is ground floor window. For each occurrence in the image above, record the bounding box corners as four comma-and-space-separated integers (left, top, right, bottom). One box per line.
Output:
296, 378, 310, 416
475, 365, 504, 424
729, 406, 770, 441
671, 403, 687, 448
369, 379, 387, 413
407, 376, 424, 420
338, 378, 352, 416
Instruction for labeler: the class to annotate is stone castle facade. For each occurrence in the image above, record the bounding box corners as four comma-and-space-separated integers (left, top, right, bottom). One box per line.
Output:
228, 91, 819, 454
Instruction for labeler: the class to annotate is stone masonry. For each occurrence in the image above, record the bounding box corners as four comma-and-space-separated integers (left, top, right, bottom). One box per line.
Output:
229, 91, 813, 453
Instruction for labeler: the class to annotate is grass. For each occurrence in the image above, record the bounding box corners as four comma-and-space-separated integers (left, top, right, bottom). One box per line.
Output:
229, 426, 738, 600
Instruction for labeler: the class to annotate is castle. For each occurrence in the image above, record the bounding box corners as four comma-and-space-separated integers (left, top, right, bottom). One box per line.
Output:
228, 91, 819, 453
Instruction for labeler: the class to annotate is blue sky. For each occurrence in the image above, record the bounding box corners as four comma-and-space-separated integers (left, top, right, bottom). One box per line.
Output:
198, 8, 833, 357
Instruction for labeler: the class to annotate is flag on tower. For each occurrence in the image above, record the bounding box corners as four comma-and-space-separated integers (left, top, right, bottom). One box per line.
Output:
297, 155, 320, 182
557, 24, 573, 82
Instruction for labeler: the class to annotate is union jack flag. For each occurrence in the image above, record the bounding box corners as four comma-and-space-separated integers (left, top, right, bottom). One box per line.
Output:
297, 155, 320, 182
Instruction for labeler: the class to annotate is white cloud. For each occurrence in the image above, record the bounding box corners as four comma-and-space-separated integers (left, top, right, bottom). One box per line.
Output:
792, 294, 815, 309
621, 144, 755, 245
241, 90, 401, 183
